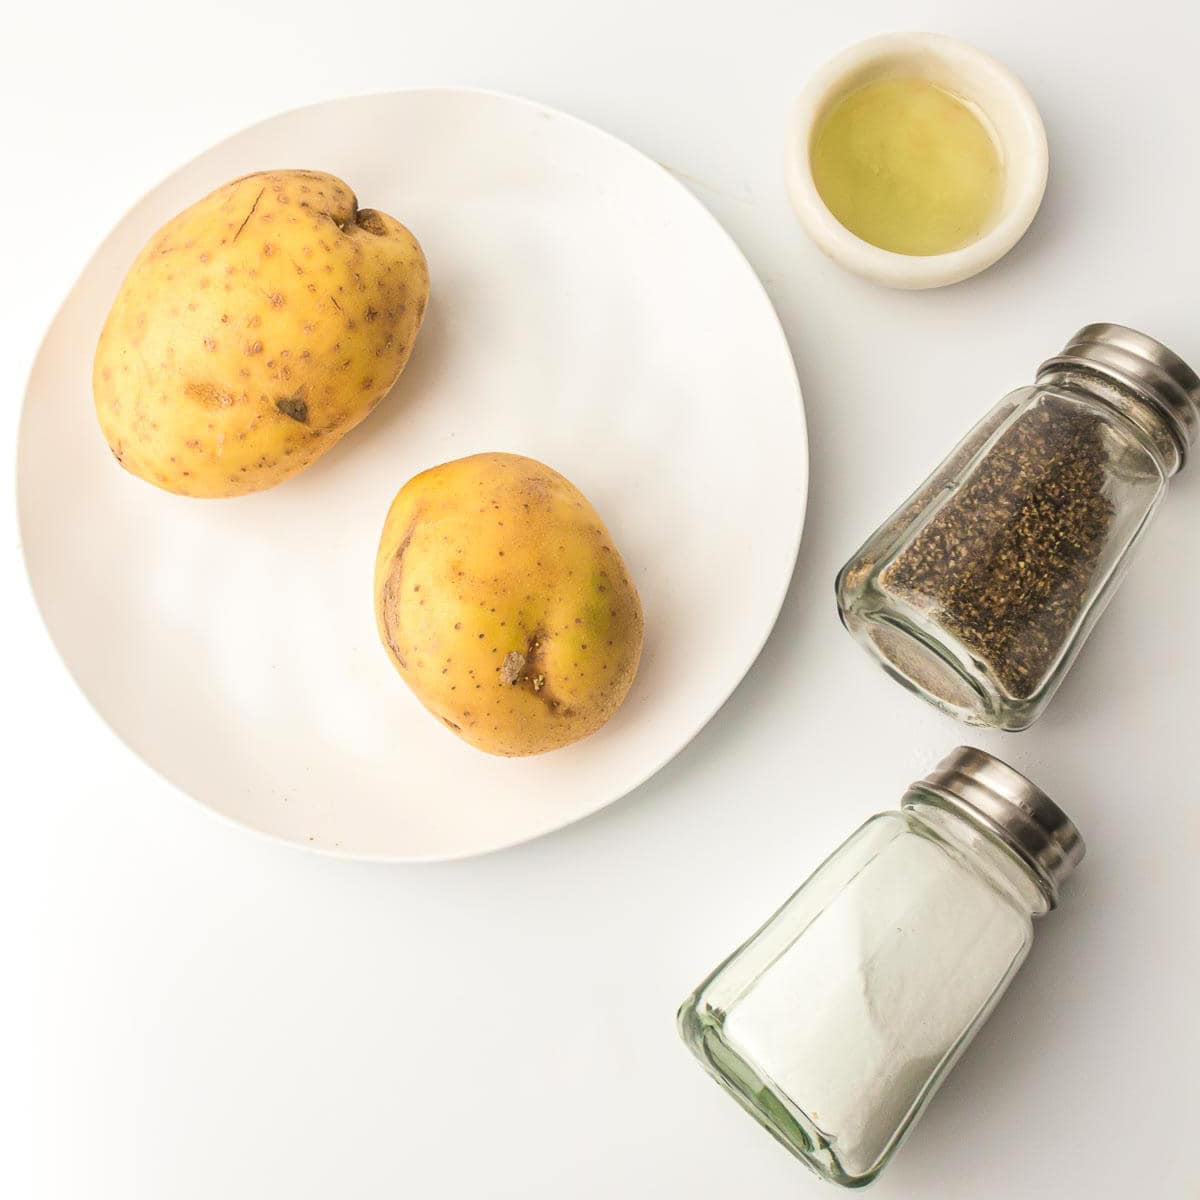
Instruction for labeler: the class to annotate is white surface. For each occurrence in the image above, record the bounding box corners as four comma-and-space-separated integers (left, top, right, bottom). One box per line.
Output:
4, 1, 1197, 1197
787, 33, 1048, 288
17, 87, 805, 861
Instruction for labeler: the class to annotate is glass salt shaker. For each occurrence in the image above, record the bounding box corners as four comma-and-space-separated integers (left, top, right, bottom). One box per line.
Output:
837, 323, 1200, 729
677, 747, 1084, 1188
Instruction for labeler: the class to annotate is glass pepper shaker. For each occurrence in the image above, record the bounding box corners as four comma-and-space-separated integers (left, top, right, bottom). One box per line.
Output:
836, 323, 1200, 729
677, 747, 1084, 1188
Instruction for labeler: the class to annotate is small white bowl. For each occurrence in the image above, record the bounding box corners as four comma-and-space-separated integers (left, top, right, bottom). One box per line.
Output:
787, 32, 1049, 289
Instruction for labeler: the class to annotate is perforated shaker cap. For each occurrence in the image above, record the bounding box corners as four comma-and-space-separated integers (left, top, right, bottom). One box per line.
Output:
910, 746, 1085, 908
1038, 323, 1200, 467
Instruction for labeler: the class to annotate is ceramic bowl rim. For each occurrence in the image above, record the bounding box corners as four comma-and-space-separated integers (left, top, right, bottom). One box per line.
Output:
787, 31, 1049, 289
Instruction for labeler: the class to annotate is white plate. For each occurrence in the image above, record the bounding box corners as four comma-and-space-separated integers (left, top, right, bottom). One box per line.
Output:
17, 88, 807, 861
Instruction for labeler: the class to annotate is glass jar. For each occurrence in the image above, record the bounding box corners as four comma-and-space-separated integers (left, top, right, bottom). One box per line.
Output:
836, 323, 1200, 729
677, 747, 1084, 1189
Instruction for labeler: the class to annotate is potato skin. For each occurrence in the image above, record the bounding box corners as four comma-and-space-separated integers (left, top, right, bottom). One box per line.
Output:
375, 453, 644, 756
93, 170, 428, 497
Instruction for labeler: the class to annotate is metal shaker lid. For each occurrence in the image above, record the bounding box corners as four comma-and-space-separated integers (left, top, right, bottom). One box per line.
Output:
911, 746, 1085, 908
1038, 323, 1200, 467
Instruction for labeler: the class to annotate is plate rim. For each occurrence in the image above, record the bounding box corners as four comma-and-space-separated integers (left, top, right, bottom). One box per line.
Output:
16, 84, 808, 863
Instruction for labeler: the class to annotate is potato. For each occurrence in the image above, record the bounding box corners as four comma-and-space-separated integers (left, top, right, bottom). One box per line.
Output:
93, 170, 428, 497
375, 453, 644, 756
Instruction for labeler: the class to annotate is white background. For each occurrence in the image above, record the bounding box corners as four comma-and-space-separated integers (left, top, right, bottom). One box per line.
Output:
4, 1, 1198, 1196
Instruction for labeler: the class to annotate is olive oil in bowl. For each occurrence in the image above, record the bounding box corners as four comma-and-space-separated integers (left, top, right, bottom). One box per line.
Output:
810, 77, 1003, 256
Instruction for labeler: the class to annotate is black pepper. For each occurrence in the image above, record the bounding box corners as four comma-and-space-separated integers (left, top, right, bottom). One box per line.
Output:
879, 402, 1115, 698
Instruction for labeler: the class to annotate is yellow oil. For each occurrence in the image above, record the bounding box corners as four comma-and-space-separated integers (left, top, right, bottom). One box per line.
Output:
810, 77, 1003, 256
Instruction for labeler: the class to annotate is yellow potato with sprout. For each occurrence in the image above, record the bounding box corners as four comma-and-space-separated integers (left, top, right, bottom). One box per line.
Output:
93, 170, 428, 497
375, 453, 644, 756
